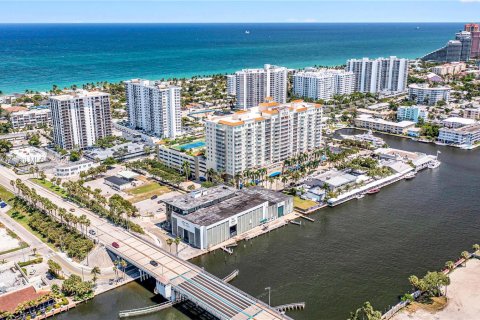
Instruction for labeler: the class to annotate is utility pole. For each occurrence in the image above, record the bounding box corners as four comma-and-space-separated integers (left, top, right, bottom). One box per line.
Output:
265, 287, 271, 306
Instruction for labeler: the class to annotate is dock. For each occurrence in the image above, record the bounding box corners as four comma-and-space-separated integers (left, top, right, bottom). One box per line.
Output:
223, 269, 239, 283
119, 301, 174, 318
299, 215, 315, 222
274, 302, 305, 312
221, 246, 233, 255
289, 220, 302, 226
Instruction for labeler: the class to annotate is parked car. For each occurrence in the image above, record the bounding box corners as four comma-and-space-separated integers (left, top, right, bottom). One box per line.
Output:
150, 260, 158, 267
0, 202, 7, 208
151, 195, 158, 200
112, 242, 120, 249
88, 229, 96, 236
69, 208, 75, 212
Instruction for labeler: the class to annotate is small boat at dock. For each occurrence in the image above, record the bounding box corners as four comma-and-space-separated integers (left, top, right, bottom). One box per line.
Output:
428, 160, 441, 169
356, 194, 365, 199
366, 188, 380, 195
404, 172, 416, 180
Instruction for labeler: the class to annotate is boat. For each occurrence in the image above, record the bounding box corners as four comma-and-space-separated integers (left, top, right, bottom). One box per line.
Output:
366, 188, 380, 195
341, 130, 385, 148
245, 30, 250, 34
356, 194, 365, 199
404, 172, 416, 180
428, 160, 441, 169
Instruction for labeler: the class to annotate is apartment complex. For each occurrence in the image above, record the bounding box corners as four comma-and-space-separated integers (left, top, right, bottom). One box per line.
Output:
226, 74, 236, 96
205, 101, 323, 177
125, 79, 181, 139
49, 92, 112, 150
431, 62, 466, 76
346, 56, 408, 94
438, 123, 480, 145
293, 69, 355, 101
354, 114, 416, 134
422, 31, 472, 62
463, 107, 480, 120
158, 145, 207, 180
408, 84, 451, 106
229, 64, 288, 109
397, 106, 429, 123
9, 108, 51, 129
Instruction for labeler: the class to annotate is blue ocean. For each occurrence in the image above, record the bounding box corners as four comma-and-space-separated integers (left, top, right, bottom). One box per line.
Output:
0, 23, 464, 93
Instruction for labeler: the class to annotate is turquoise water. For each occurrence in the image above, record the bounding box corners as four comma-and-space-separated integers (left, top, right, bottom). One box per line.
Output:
0, 23, 463, 93
179, 141, 206, 150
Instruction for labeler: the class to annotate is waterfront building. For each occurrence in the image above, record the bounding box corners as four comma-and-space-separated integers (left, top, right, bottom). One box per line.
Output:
125, 79, 181, 139
465, 23, 480, 59
55, 160, 96, 177
226, 74, 236, 96
7, 147, 48, 165
345, 56, 408, 94
9, 108, 51, 129
396, 106, 428, 123
158, 144, 207, 180
49, 92, 112, 150
292, 69, 355, 101
232, 64, 288, 109
438, 123, 480, 145
354, 114, 415, 135
408, 84, 451, 106
375, 148, 434, 171
431, 62, 466, 76
422, 31, 472, 62
165, 186, 293, 249
463, 107, 480, 120
442, 117, 476, 129
205, 100, 323, 177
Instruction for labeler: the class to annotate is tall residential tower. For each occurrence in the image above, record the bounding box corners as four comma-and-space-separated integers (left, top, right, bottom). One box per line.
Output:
293, 69, 355, 101
49, 92, 112, 150
346, 56, 408, 94
125, 79, 181, 138
229, 64, 288, 109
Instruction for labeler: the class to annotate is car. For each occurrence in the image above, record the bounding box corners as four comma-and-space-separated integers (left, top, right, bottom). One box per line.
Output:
0, 202, 7, 208
88, 229, 96, 236
69, 208, 75, 212
151, 195, 158, 200
112, 242, 120, 249
150, 260, 158, 267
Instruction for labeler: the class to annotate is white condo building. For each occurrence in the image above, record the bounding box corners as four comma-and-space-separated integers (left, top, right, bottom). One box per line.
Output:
205, 100, 323, 176
346, 56, 408, 93
293, 69, 355, 101
226, 74, 236, 96
408, 84, 451, 106
230, 64, 288, 109
49, 92, 112, 150
125, 79, 181, 138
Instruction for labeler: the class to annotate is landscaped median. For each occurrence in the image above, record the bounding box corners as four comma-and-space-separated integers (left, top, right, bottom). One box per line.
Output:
30, 178, 67, 198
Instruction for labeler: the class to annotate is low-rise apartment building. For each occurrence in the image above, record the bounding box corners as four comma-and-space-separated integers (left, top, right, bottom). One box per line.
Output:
438, 123, 480, 145
354, 114, 416, 134
396, 106, 429, 123
408, 84, 451, 106
431, 62, 466, 76
9, 108, 51, 129
158, 145, 207, 180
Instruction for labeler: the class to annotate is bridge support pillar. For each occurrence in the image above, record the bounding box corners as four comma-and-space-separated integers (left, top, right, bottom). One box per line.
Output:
155, 281, 173, 300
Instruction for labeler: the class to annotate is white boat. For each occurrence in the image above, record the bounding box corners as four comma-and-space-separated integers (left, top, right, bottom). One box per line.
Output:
404, 172, 416, 180
428, 160, 441, 169
341, 130, 385, 148
356, 194, 365, 199
245, 30, 250, 34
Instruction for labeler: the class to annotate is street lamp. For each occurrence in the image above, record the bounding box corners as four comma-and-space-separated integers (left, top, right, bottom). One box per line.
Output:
265, 287, 271, 306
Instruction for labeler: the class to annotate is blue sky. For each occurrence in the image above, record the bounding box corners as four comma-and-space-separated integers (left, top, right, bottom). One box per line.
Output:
0, 1, 479, 23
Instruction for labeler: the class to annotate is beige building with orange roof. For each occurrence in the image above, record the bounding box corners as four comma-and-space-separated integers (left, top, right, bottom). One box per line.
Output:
205, 101, 322, 176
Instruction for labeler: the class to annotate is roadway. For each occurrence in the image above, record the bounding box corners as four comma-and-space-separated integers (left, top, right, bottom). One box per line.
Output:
0, 165, 291, 320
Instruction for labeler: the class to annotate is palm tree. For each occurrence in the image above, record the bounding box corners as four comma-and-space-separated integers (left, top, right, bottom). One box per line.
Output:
174, 237, 181, 256
445, 260, 455, 272
120, 260, 127, 281
166, 238, 173, 253
473, 244, 480, 254
461, 251, 470, 266
182, 161, 191, 181
91, 266, 101, 284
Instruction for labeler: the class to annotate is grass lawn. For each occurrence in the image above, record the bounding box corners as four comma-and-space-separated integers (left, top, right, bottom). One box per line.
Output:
126, 182, 170, 203
31, 178, 67, 197
293, 196, 317, 211
0, 185, 56, 251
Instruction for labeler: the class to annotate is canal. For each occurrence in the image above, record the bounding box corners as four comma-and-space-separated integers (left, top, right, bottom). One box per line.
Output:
58, 131, 480, 320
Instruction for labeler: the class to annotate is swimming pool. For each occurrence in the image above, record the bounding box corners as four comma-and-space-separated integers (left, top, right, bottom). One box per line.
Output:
179, 141, 206, 150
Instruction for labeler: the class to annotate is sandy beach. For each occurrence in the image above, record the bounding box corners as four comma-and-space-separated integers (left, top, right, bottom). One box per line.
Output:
392, 258, 480, 320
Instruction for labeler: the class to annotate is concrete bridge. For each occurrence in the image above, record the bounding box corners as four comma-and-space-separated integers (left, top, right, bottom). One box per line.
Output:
105, 231, 291, 320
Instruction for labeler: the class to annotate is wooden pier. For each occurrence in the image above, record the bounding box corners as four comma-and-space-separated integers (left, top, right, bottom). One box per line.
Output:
299, 215, 315, 222
223, 269, 239, 283
289, 220, 302, 226
221, 246, 233, 254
